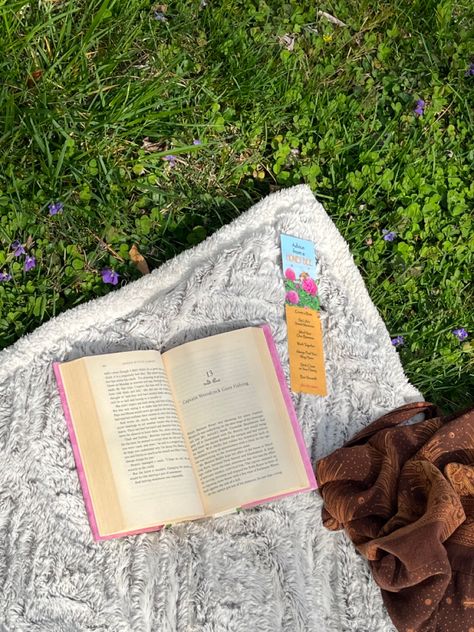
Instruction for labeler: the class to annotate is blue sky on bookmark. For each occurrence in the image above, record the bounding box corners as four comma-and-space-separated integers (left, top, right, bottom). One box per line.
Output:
280, 234, 317, 280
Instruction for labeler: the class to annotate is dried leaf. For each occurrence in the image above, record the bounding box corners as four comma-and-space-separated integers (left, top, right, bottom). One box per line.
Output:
317, 10, 347, 27
27, 69, 43, 87
141, 137, 166, 153
25, 235, 35, 249
129, 244, 150, 275
304, 24, 319, 35
152, 4, 168, 20
277, 34, 296, 51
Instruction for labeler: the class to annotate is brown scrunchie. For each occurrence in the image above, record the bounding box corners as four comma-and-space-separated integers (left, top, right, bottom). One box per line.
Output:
315, 401, 474, 632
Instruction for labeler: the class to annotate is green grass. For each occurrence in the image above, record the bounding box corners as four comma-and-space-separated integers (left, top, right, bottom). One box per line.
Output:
0, 0, 473, 410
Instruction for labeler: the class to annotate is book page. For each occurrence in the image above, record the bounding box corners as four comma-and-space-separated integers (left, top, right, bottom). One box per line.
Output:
162, 328, 309, 515
81, 351, 204, 533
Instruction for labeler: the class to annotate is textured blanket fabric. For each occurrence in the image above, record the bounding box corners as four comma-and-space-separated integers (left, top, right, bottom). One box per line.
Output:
0, 185, 420, 632
316, 402, 474, 632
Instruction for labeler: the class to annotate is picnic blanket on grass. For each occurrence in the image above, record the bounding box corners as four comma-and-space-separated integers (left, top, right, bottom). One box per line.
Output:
0, 185, 420, 632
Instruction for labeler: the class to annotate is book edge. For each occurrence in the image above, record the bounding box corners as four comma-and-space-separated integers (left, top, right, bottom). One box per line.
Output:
96, 523, 164, 541
260, 324, 317, 491
240, 483, 315, 510
53, 361, 102, 540
54, 361, 165, 541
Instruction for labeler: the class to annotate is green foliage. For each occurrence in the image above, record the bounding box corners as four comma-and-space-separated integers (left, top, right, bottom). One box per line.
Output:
0, 0, 473, 409
285, 279, 320, 310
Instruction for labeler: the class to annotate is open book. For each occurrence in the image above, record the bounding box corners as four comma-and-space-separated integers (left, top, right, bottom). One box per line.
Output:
54, 325, 316, 540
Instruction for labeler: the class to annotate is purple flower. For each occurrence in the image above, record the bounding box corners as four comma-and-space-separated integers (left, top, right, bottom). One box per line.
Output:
101, 268, 119, 285
391, 336, 404, 347
414, 99, 425, 116
11, 240, 26, 257
286, 290, 299, 305
48, 201, 64, 216
382, 229, 397, 242
0, 271, 12, 282
466, 63, 474, 77
24, 255, 36, 272
193, 139, 202, 145
163, 155, 177, 168
153, 11, 167, 22
452, 328, 468, 342
285, 268, 296, 281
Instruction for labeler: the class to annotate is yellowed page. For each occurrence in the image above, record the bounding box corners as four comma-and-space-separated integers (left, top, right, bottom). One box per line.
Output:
81, 350, 204, 532
58, 360, 125, 536
162, 328, 308, 515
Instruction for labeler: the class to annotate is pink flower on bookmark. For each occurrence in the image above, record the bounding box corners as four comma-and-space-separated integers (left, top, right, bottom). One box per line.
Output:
286, 290, 299, 304
302, 277, 317, 296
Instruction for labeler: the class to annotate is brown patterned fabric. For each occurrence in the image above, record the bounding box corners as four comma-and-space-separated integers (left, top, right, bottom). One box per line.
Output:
315, 401, 474, 632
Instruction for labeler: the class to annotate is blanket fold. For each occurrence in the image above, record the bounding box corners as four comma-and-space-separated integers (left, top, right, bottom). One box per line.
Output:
316, 402, 474, 632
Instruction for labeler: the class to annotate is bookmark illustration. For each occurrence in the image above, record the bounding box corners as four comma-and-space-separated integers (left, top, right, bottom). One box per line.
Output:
280, 234, 327, 396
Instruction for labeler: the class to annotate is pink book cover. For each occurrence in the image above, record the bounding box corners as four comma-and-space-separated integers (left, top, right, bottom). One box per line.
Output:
53, 324, 316, 539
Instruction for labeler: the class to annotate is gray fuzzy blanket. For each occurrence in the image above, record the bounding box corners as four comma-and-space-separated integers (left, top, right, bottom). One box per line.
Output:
0, 185, 419, 631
